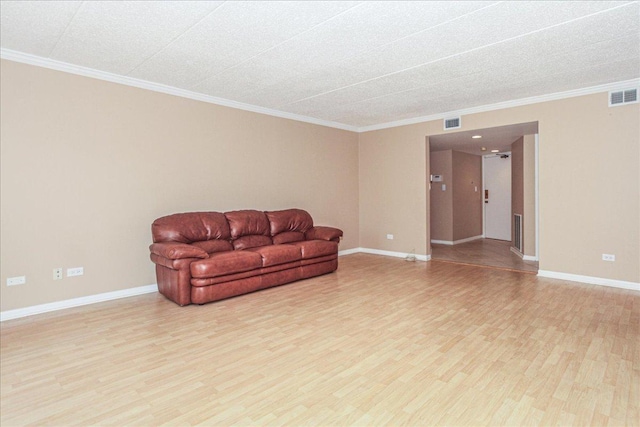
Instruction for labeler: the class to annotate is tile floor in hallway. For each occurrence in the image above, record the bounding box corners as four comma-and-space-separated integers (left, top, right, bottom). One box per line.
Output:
431, 238, 539, 273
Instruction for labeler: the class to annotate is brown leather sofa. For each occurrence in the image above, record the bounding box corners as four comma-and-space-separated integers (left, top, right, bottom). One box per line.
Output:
150, 208, 343, 306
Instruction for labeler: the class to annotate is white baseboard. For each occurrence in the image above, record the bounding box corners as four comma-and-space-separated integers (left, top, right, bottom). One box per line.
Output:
537, 270, 639, 292
358, 247, 430, 261
338, 248, 361, 256
431, 235, 483, 246
1, 249, 426, 321
2, 249, 427, 322
430, 240, 453, 245
0, 284, 158, 322
510, 247, 538, 261
340, 247, 430, 261
510, 246, 524, 259
454, 235, 483, 245
5, 260, 634, 322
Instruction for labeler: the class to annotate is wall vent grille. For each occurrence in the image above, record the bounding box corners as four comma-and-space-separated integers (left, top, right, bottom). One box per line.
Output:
514, 214, 523, 253
609, 88, 638, 106
444, 117, 461, 130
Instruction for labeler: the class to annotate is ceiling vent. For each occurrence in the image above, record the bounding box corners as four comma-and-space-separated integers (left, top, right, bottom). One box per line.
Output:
609, 88, 638, 106
444, 117, 461, 130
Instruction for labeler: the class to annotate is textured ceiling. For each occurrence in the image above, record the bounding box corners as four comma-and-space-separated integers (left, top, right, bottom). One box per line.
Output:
1, 1, 639, 130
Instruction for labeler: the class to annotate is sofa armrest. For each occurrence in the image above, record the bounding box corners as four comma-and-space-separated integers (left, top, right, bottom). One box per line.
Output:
149, 242, 208, 260
305, 226, 343, 243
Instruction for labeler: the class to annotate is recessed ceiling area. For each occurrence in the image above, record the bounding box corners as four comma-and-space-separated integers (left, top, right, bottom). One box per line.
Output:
1, 1, 638, 130
429, 122, 539, 156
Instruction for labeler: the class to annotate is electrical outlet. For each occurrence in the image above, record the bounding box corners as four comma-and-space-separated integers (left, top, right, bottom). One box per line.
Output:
386, 234, 394, 240
53, 268, 63, 280
7, 276, 26, 286
67, 267, 84, 277
602, 254, 615, 262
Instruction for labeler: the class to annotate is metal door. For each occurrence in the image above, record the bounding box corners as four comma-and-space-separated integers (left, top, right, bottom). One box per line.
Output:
483, 155, 511, 241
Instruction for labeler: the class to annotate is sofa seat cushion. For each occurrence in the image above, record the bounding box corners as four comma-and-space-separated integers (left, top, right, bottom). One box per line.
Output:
290, 240, 338, 259
246, 244, 301, 267
190, 251, 262, 278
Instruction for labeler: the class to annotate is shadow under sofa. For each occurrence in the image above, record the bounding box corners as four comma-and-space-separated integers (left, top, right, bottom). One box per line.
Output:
149, 208, 343, 306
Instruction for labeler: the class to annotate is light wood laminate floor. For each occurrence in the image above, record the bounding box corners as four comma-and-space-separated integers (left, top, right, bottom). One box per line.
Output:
431, 238, 539, 273
1, 254, 637, 426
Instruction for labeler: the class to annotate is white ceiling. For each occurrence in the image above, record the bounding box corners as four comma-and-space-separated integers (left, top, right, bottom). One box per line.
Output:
1, 1, 639, 131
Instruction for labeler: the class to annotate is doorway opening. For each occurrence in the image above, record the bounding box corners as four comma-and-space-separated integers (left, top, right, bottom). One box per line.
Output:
427, 122, 539, 273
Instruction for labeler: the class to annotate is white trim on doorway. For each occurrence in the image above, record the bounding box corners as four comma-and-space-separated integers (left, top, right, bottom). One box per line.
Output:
534, 133, 540, 261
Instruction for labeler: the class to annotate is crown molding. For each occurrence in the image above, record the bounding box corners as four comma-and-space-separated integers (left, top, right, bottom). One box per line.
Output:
357, 78, 640, 132
2, 48, 637, 134
0, 49, 359, 133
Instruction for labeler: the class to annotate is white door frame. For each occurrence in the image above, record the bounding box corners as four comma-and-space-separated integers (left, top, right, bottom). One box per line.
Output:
534, 133, 540, 261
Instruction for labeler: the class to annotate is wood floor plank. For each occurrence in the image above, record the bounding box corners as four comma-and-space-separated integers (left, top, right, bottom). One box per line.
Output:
1, 254, 638, 426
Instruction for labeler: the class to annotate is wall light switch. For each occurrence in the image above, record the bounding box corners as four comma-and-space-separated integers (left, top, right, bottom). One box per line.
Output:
7, 276, 26, 286
67, 267, 84, 277
442, 184, 446, 191
602, 254, 615, 262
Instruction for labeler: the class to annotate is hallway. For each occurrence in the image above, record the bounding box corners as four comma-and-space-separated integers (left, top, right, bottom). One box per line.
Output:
431, 238, 538, 273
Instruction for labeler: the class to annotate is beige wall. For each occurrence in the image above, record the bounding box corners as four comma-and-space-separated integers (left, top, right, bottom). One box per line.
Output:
523, 134, 536, 257
511, 135, 536, 256
452, 150, 482, 241
2, 59, 639, 313
511, 137, 524, 250
430, 150, 482, 243
0, 60, 359, 311
358, 125, 427, 255
429, 150, 453, 242
360, 92, 639, 283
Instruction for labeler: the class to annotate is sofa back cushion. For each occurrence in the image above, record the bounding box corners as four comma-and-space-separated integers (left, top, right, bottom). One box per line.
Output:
225, 210, 272, 250
266, 209, 313, 244
152, 212, 231, 244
